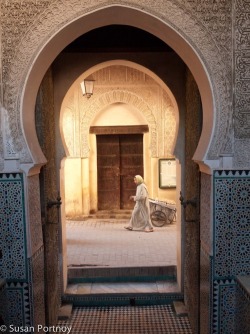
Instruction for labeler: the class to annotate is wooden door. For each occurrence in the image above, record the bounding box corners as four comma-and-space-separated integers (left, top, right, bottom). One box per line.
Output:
97, 134, 143, 210
120, 134, 143, 209
97, 135, 120, 210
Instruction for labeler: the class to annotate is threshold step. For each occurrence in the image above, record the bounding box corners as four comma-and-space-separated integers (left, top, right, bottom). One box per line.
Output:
68, 265, 176, 283
66, 280, 179, 295
173, 300, 188, 317
63, 281, 183, 307
58, 303, 73, 320
67, 210, 133, 220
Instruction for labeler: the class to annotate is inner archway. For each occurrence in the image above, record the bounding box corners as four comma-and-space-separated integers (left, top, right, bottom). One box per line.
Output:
59, 60, 182, 300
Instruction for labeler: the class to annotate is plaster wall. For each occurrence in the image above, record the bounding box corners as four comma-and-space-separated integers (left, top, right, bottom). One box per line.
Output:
54, 57, 184, 216
53, 52, 186, 158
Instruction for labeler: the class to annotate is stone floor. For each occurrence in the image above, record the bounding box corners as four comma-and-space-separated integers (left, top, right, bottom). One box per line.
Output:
65, 218, 179, 298
60, 219, 192, 333
58, 304, 193, 334
66, 218, 177, 268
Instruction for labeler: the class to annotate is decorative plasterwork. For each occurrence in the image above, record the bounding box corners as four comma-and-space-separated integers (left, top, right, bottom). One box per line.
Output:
1, 0, 233, 167
62, 88, 160, 158
233, 0, 250, 167
61, 65, 177, 159
80, 90, 158, 158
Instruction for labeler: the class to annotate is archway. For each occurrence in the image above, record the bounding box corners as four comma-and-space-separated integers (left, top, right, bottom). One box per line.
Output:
59, 60, 181, 287
20, 5, 214, 167
14, 3, 215, 331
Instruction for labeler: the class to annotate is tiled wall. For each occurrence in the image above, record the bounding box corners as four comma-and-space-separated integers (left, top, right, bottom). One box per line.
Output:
0, 280, 7, 325
0, 173, 29, 326
235, 277, 250, 333
0, 173, 45, 328
0, 173, 27, 281
212, 170, 250, 334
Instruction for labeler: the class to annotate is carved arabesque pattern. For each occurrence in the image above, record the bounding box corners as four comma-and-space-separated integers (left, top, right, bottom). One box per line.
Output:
234, 0, 250, 167
80, 89, 158, 158
61, 65, 177, 159
0, 0, 234, 167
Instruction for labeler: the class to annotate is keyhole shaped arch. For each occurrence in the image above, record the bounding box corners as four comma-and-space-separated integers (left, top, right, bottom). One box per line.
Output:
19, 4, 216, 170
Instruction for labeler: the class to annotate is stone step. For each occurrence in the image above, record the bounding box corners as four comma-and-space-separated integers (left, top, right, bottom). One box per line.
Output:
62, 280, 183, 307
67, 210, 133, 221
57, 303, 73, 320
67, 265, 177, 283
89, 210, 132, 219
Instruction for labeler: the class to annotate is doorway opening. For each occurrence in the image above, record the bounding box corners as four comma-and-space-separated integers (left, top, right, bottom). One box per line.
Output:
60, 60, 181, 295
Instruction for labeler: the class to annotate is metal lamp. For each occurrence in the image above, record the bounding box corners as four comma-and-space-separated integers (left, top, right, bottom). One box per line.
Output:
80, 79, 95, 98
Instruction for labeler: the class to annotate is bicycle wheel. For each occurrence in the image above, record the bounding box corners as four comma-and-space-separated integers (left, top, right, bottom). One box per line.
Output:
150, 210, 166, 227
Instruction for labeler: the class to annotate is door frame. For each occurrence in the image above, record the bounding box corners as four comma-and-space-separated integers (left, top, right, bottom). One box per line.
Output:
89, 125, 149, 210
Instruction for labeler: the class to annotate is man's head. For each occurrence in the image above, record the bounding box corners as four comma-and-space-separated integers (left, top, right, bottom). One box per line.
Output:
134, 175, 144, 185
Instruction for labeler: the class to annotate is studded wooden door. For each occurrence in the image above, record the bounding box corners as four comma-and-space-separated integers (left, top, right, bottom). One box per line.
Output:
119, 134, 143, 209
97, 134, 143, 210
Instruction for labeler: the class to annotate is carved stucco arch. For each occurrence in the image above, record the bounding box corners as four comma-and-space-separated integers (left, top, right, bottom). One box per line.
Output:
2, 1, 231, 169
79, 90, 158, 158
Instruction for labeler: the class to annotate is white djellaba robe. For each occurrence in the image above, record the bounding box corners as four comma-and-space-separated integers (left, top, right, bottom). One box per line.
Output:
128, 183, 154, 230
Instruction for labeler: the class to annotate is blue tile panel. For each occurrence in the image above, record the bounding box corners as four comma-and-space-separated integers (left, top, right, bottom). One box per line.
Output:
214, 170, 250, 279
6, 282, 31, 326
235, 277, 250, 334
0, 173, 27, 281
212, 279, 236, 334
0, 173, 33, 328
212, 170, 250, 334
0, 280, 7, 325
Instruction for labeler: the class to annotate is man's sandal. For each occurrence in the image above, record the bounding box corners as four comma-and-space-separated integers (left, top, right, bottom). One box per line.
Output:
145, 228, 154, 233
124, 226, 133, 231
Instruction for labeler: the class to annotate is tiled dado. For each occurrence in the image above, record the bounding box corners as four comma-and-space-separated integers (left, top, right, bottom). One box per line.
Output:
212, 170, 250, 334
0, 173, 27, 280
3, 248, 45, 328
0, 280, 7, 325
0, 173, 45, 328
235, 276, 250, 333
214, 170, 250, 278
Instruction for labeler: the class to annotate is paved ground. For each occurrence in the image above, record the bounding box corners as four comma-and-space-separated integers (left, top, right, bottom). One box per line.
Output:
62, 221, 192, 334
58, 305, 192, 334
66, 219, 177, 268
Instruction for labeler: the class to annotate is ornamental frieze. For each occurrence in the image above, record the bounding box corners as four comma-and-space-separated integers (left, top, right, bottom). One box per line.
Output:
0, 0, 235, 165
235, 0, 250, 140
